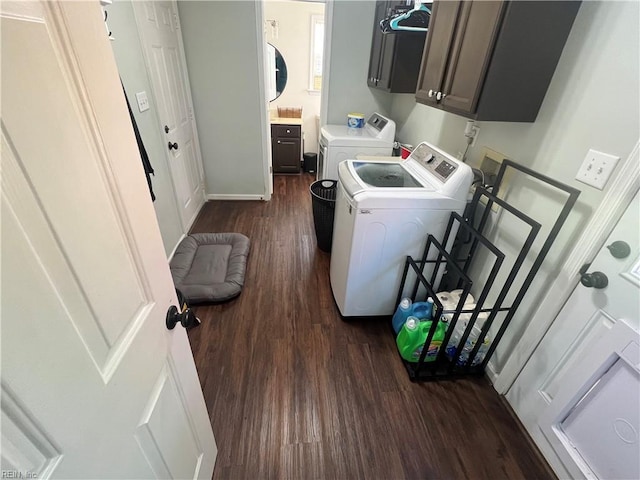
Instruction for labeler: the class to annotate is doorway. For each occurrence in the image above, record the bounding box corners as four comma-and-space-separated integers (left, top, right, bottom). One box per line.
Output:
262, 0, 326, 176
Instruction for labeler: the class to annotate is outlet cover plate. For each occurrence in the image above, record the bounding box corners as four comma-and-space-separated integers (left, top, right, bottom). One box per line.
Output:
135, 91, 150, 112
576, 149, 620, 190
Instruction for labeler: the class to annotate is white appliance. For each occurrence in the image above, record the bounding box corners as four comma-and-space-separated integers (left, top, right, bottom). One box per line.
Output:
330, 141, 473, 317
318, 112, 396, 181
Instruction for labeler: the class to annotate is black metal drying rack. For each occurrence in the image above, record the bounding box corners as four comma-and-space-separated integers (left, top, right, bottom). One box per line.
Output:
394, 159, 580, 381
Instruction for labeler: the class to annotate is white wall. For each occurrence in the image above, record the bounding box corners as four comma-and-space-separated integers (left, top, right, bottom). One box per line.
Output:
389, 1, 640, 371
324, 0, 394, 125
107, 0, 184, 257
264, 0, 325, 153
178, 1, 268, 198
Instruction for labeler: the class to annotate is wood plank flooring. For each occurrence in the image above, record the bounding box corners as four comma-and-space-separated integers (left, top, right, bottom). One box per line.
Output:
188, 173, 553, 480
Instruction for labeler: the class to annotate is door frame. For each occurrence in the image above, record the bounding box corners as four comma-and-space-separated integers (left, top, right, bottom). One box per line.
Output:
319, 0, 334, 129
130, 0, 207, 232
255, 0, 272, 200
256, 0, 332, 194
493, 140, 640, 393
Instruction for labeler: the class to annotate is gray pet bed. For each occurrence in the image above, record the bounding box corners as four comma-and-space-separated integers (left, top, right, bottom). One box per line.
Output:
170, 233, 250, 303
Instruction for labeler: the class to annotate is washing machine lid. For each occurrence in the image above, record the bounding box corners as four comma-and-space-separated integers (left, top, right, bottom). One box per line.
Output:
340, 160, 437, 199
351, 161, 426, 188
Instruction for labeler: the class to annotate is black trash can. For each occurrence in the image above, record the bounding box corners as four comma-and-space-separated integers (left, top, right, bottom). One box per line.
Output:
310, 179, 337, 252
303, 152, 317, 173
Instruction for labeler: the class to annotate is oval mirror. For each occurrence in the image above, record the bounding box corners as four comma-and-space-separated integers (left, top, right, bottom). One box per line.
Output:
267, 43, 287, 102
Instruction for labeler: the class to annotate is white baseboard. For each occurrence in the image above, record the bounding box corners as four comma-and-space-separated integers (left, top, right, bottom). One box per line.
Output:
167, 233, 186, 262
206, 194, 266, 201
485, 361, 499, 388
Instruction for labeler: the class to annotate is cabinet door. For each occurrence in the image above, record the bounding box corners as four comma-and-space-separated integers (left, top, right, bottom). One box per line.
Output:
377, 31, 397, 90
415, 0, 461, 104
440, 0, 504, 114
273, 137, 300, 173
368, 1, 387, 87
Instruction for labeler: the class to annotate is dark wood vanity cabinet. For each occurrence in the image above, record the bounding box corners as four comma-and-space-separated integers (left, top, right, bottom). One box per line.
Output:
271, 124, 301, 173
416, 0, 581, 122
368, 1, 427, 93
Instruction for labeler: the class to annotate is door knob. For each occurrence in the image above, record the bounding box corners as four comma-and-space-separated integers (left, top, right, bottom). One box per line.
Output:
579, 263, 608, 289
168, 142, 179, 151
166, 305, 201, 330
164, 125, 170, 134
606, 240, 631, 259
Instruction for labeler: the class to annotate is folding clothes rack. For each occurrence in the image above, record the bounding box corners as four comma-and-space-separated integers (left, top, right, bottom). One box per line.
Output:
394, 159, 580, 381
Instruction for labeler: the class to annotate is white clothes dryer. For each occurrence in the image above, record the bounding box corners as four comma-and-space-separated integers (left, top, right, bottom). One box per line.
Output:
317, 113, 395, 181
329, 141, 473, 317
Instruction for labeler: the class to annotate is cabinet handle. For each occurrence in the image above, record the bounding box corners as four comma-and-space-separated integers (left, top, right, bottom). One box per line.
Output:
436, 91, 443, 101
286, 129, 291, 133
428, 89, 435, 98
277, 140, 281, 144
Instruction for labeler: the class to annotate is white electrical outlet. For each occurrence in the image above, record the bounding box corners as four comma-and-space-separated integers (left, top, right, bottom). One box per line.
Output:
469, 126, 480, 147
575, 149, 620, 190
135, 91, 150, 112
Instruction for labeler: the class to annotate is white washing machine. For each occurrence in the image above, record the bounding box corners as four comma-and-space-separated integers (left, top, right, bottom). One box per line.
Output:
318, 113, 395, 181
329, 141, 473, 317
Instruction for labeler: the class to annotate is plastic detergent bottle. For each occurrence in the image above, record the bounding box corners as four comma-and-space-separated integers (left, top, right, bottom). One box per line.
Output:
392, 298, 413, 334
396, 317, 447, 363
410, 297, 434, 322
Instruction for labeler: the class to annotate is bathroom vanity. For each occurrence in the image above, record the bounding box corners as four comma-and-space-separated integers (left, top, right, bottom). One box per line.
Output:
270, 114, 302, 174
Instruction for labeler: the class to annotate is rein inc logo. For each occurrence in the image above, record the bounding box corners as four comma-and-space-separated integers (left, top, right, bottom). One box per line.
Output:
1, 471, 37, 479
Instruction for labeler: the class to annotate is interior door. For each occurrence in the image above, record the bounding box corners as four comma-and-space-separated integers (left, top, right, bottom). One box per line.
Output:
132, 0, 205, 231
507, 191, 640, 479
0, 2, 216, 478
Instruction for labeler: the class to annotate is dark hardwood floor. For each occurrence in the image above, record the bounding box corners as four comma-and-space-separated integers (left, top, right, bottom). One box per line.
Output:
188, 173, 553, 480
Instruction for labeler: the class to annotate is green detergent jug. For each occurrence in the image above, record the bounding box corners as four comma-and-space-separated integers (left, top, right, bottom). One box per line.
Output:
396, 316, 447, 363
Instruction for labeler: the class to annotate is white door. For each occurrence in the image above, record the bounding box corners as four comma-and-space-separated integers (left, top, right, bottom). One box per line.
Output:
507, 191, 640, 479
1, 2, 216, 478
132, 0, 205, 231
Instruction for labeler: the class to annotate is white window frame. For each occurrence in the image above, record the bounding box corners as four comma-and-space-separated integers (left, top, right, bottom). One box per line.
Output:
308, 14, 324, 94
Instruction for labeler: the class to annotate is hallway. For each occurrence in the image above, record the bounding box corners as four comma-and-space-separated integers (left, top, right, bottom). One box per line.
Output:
187, 174, 553, 479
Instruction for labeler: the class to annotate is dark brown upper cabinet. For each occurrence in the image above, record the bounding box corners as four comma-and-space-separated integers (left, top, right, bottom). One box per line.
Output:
416, 1, 581, 122
368, 1, 428, 93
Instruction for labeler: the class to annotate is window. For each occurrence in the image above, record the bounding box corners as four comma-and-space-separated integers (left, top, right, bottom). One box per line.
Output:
309, 15, 324, 92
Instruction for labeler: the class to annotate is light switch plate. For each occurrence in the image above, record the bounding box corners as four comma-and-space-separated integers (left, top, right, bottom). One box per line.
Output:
135, 91, 150, 112
576, 149, 620, 190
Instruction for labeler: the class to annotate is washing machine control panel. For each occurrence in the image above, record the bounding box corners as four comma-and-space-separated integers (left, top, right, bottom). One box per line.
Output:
409, 143, 459, 183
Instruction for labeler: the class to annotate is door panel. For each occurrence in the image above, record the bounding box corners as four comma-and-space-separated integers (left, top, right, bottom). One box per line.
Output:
1, 385, 62, 477
508, 190, 640, 478
0, 1, 216, 477
368, 1, 386, 86
415, 0, 460, 104
133, 0, 204, 230
136, 362, 205, 479
441, 0, 504, 113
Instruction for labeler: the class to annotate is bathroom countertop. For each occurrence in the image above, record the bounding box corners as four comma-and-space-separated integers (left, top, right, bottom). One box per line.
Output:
270, 116, 303, 126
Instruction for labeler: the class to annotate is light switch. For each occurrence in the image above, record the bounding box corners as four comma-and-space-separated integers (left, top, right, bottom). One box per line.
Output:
575, 149, 620, 190
135, 91, 150, 112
